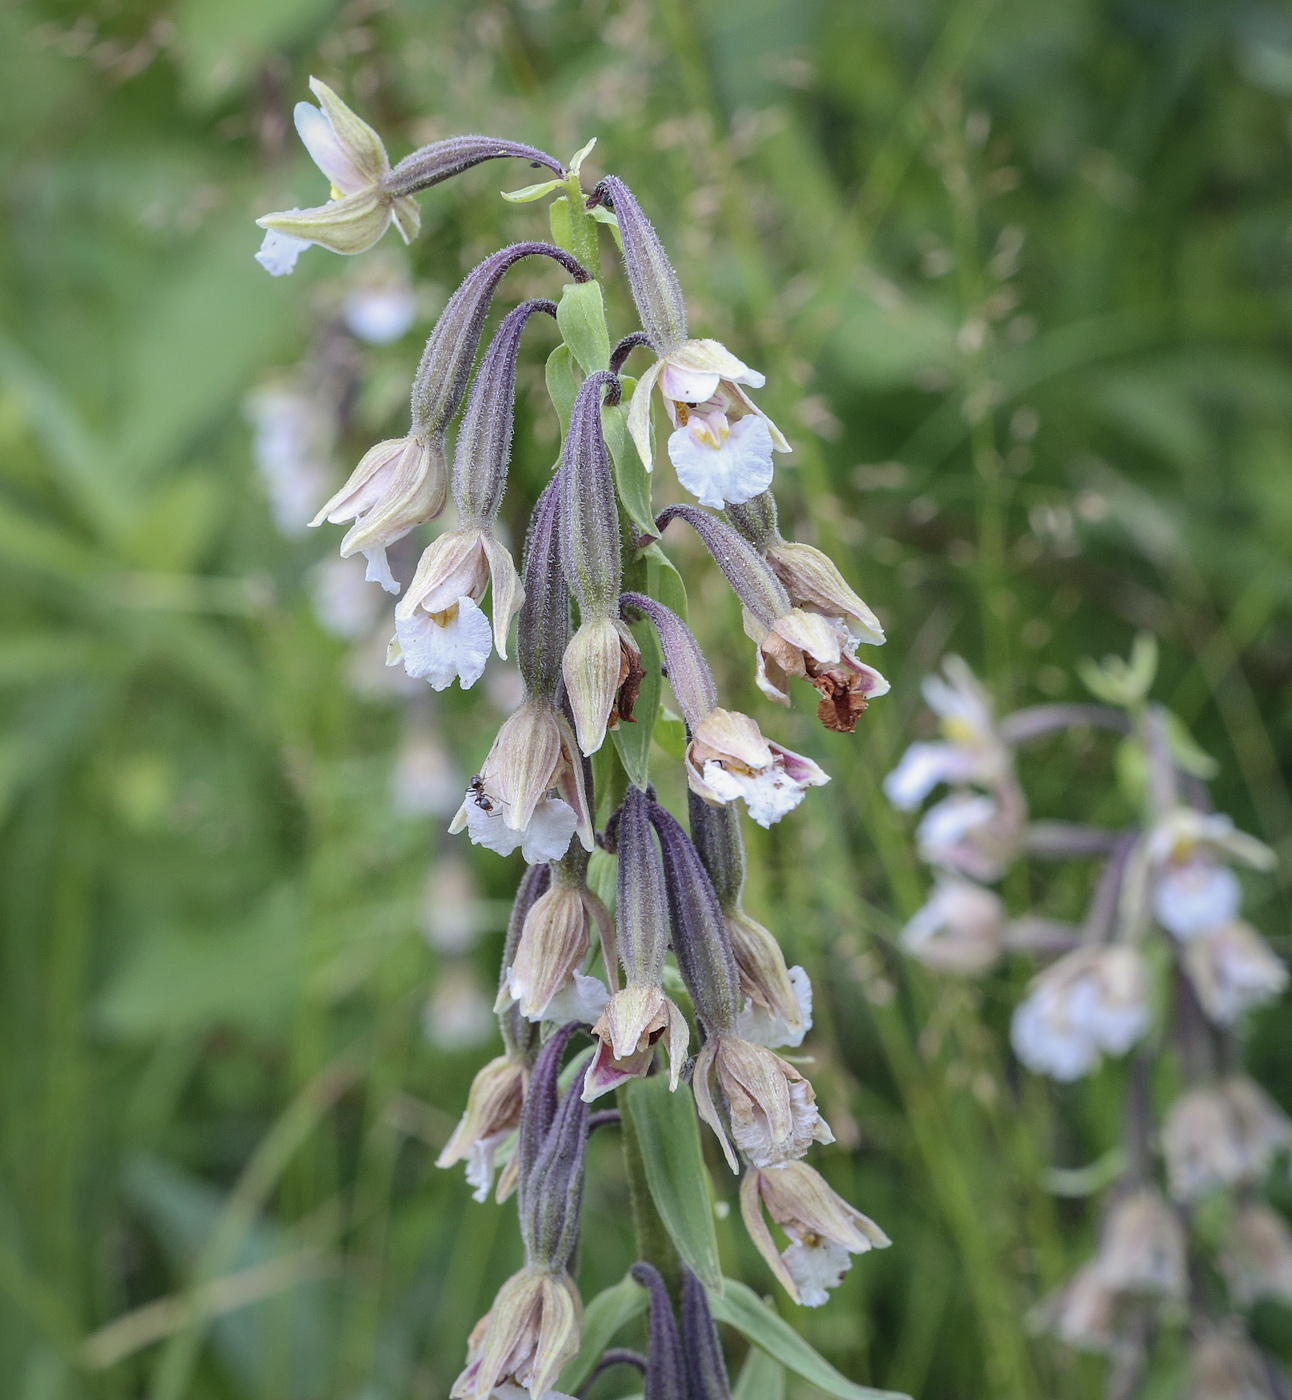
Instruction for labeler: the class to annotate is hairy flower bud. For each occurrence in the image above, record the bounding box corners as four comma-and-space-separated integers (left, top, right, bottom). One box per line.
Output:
454, 299, 558, 527
584, 787, 688, 1100
587, 177, 687, 355
518, 476, 570, 700
680, 1270, 732, 1400
560, 371, 623, 614
411, 243, 589, 449
618, 593, 718, 728
256, 78, 419, 275
384, 135, 564, 199
632, 1263, 688, 1400
740, 1161, 889, 1306
310, 433, 446, 592
450, 696, 593, 862
656, 505, 790, 625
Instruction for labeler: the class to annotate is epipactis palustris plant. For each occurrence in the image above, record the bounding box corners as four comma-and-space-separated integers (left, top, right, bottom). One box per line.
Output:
257, 82, 898, 1399
886, 639, 1291, 1398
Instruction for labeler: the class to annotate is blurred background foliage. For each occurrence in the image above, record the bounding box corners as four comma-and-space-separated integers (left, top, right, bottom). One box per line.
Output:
2, 0, 1291, 1395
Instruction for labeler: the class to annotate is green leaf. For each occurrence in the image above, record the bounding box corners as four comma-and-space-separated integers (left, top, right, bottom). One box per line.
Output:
709, 1280, 910, 1400
654, 708, 688, 761
557, 281, 611, 376
1163, 709, 1220, 779
643, 544, 689, 623
612, 617, 661, 789
605, 375, 655, 537
546, 345, 580, 440
549, 195, 575, 256
733, 1344, 787, 1400
501, 179, 563, 203
556, 1272, 647, 1394
622, 1078, 723, 1290
591, 734, 630, 828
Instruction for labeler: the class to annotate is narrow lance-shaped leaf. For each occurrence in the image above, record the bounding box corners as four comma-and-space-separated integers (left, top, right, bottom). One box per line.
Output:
555, 1273, 648, 1394
622, 1077, 724, 1291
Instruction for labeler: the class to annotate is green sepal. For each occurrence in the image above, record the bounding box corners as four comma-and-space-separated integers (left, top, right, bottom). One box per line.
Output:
502, 178, 563, 203
734, 1345, 787, 1400
654, 707, 688, 761
622, 1078, 724, 1291
604, 373, 654, 538
612, 616, 661, 789
545, 344, 580, 440
549, 194, 575, 255
591, 734, 630, 828
557, 280, 611, 376
556, 1272, 647, 1394
709, 1279, 911, 1400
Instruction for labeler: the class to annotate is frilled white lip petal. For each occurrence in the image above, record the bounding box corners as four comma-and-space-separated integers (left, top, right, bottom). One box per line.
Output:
884, 742, 975, 810
255, 229, 312, 277
784, 1237, 852, 1307
668, 416, 774, 509
1154, 863, 1242, 939
363, 546, 399, 594
294, 101, 368, 195
464, 798, 575, 863
701, 758, 807, 828
737, 966, 813, 1049
394, 597, 492, 691
659, 362, 722, 402
542, 972, 610, 1026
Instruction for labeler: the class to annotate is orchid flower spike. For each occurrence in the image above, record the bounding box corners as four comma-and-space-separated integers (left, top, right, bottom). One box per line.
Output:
583, 786, 689, 1102
586, 176, 790, 507
257, 95, 564, 276
391, 299, 556, 687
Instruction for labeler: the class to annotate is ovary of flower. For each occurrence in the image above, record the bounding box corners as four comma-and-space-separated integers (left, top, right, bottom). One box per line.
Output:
1181, 919, 1288, 1025
900, 875, 1007, 975
1010, 946, 1150, 1082
256, 78, 419, 276
685, 708, 829, 828
627, 339, 790, 501
310, 434, 448, 593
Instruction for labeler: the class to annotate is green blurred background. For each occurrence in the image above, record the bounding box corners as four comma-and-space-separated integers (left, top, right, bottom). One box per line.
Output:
3, 0, 1292, 1395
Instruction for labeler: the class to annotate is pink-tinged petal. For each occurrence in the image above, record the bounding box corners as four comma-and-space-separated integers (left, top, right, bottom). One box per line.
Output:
294, 101, 369, 194
766, 741, 829, 788
581, 1038, 655, 1101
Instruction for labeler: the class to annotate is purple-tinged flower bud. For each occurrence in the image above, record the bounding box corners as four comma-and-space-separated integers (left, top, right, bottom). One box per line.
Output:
411, 242, 590, 447
680, 1270, 732, 1400
451, 1267, 582, 1400
655, 505, 790, 626
689, 795, 812, 1049
520, 1063, 591, 1273
584, 786, 689, 1101
384, 135, 565, 199
630, 1264, 688, 1400
586, 178, 687, 355
723, 492, 779, 551
740, 1161, 889, 1307
618, 593, 717, 730
454, 299, 559, 528
648, 802, 739, 1037
518, 475, 570, 701
559, 371, 643, 755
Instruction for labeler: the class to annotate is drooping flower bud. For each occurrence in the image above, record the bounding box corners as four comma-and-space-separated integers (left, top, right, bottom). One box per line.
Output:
631, 1264, 688, 1400
384, 135, 564, 199
617, 593, 717, 728
584, 786, 689, 1101
1220, 1203, 1292, 1307
740, 1161, 889, 1307
559, 371, 642, 755
436, 1053, 529, 1204
1162, 1077, 1291, 1202
498, 852, 614, 1024
411, 242, 590, 455
518, 475, 570, 701
1010, 945, 1150, 1082
256, 78, 419, 275
1093, 1188, 1187, 1299
680, 1270, 732, 1400
586, 177, 687, 355
1181, 920, 1288, 1026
